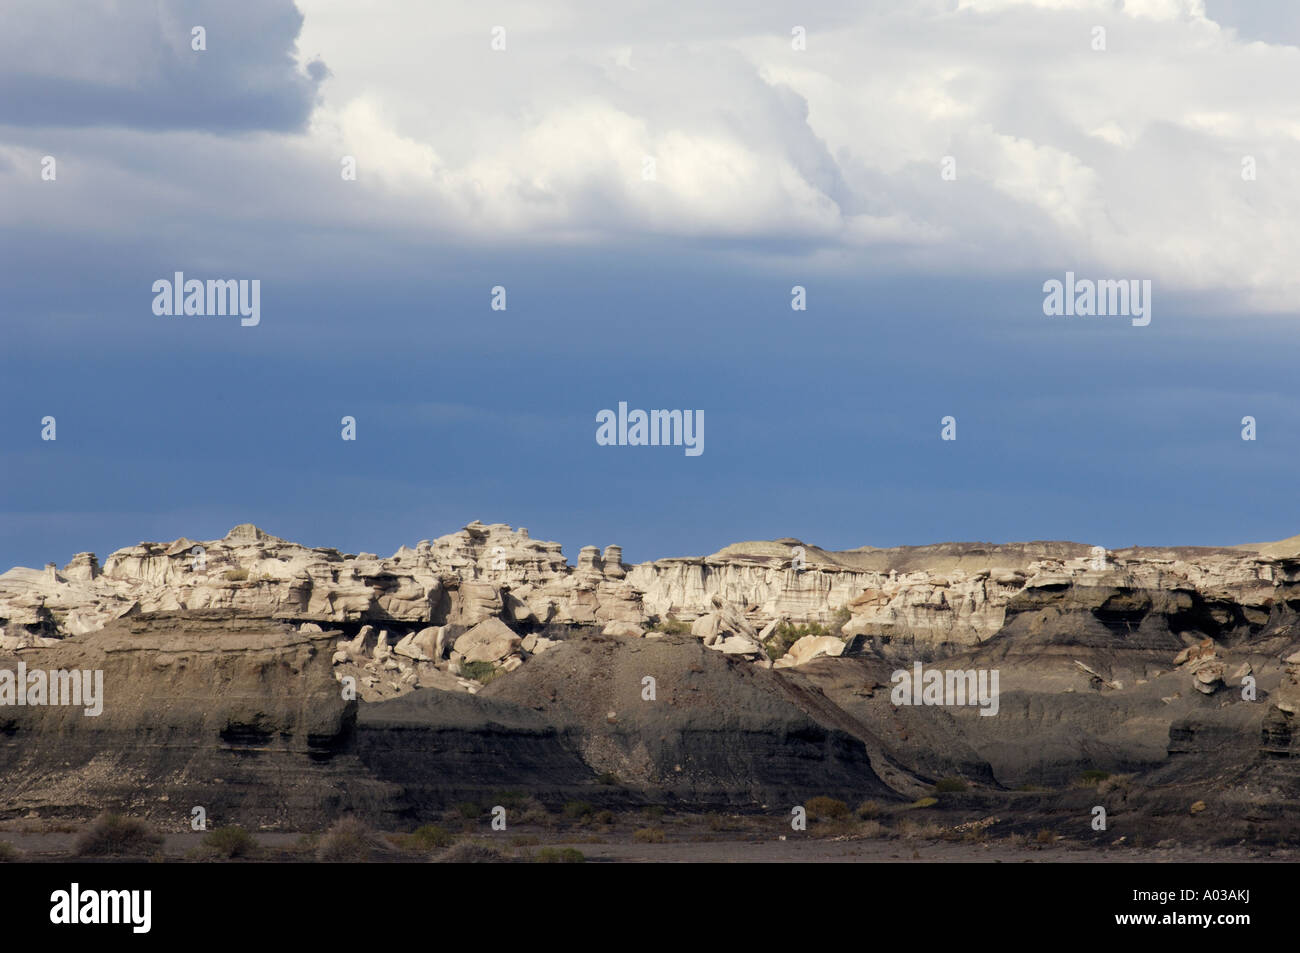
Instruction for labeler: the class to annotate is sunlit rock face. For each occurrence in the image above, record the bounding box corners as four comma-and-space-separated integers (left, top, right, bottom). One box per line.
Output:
2, 523, 1296, 659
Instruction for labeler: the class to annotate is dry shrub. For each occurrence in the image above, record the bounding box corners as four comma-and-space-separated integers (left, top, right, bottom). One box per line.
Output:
75, 813, 164, 858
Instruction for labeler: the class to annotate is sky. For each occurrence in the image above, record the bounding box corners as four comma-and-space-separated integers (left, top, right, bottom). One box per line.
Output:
2, 0, 1299, 571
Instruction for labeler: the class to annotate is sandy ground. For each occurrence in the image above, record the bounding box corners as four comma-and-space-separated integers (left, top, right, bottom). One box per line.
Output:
0, 829, 1291, 863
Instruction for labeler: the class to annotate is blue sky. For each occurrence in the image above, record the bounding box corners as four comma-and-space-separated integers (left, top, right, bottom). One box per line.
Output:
2, 0, 1299, 570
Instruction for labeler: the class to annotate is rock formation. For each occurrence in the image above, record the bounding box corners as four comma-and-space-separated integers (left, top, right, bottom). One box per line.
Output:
5, 522, 1300, 836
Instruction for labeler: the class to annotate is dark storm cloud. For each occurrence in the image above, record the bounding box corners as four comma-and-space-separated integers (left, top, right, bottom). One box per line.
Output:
0, 0, 325, 132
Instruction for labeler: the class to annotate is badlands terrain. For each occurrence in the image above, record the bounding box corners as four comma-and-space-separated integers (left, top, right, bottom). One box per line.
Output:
2, 521, 1300, 861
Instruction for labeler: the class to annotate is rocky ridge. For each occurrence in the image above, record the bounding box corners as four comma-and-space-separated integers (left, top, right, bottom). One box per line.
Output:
5, 522, 1300, 832
3, 523, 1293, 659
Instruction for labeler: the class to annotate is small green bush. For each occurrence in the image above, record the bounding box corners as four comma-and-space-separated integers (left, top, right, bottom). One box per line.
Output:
200, 826, 257, 859
401, 825, 454, 851
0, 841, 18, 862
223, 568, 250, 581
536, 847, 586, 863
650, 617, 691, 635
563, 801, 594, 819
454, 801, 482, 820
934, 777, 968, 793
633, 827, 665, 843
75, 813, 164, 858
1079, 770, 1111, 786
513, 797, 552, 826
458, 660, 498, 683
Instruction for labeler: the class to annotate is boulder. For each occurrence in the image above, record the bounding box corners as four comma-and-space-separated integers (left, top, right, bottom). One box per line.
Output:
715, 636, 763, 656
343, 625, 375, 662
1175, 638, 1215, 666
503, 592, 536, 625
394, 630, 430, 661
602, 621, 645, 639
414, 665, 470, 692
1193, 662, 1225, 694
454, 618, 521, 664
522, 635, 560, 656
691, 614, 723, 646
773, 635, 845, 669
410, 626, 442, 659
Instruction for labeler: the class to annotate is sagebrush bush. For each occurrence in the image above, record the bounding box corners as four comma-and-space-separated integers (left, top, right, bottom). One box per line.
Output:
805, 796, 850, 820
1097, 774, 1132, 799
513, 797, 552, 826
75, 813, 164, 858
200, 826, 257, 859
400, 824, 454, 851
856, 800, 881, 819
316, 818, 375, 862
563, 801, 594, 819
633, 827, 665, 843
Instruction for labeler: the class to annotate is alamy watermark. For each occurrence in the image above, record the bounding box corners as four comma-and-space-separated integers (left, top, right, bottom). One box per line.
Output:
1042, 271, 1151, 327
50, 883, 150, 933
152, 272, 260, 326
596, 402, 703, 456
890, 662, 999, 716
0, 663, 103, 716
